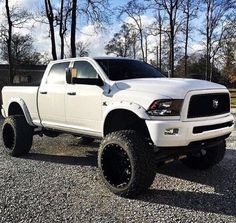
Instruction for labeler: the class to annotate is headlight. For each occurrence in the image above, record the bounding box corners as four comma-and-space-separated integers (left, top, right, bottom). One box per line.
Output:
147, 99, 183, 116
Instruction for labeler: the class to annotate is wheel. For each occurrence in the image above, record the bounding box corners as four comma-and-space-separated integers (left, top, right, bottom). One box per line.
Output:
98, 130, 156, 197
80, 137, 94, 144
2, 115, 33, 157
181, 140, 226, 170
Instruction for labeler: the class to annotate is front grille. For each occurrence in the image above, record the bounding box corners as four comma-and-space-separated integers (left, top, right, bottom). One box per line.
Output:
193, 121, 234, 134
188, 93, 230, 118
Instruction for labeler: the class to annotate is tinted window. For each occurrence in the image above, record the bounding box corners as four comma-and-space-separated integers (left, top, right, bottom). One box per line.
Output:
95, 59, 165, 81
73, 61, 97, 79
47, 62, 70, 84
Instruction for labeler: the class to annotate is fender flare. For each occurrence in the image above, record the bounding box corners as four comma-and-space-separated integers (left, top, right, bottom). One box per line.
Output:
7, 97, 35, 126
103, 101, 150, 133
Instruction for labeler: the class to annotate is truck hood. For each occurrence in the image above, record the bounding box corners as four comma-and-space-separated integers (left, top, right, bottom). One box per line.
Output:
115, 78, 226, 99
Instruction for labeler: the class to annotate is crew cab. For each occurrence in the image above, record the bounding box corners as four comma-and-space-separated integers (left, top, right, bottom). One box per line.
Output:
1, 57, 234, 197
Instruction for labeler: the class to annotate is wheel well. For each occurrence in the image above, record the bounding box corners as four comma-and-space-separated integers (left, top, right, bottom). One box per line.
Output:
104, 109, 150, 138
8, 102, 24, 116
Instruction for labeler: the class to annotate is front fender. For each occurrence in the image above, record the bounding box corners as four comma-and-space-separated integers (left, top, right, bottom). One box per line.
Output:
103, 101, 150, 121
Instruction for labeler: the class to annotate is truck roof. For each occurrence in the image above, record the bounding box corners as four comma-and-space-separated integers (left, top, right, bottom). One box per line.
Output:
48, 56, 135, 65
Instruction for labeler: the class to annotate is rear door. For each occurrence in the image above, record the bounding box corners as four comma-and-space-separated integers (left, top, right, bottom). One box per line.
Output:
38, 62, 70, 127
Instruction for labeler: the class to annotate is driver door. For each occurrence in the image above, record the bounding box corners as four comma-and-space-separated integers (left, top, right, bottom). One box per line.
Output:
65, 60, 104, 134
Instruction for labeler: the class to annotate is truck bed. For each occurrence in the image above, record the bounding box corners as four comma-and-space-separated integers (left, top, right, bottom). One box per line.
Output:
2, 86, 40, 124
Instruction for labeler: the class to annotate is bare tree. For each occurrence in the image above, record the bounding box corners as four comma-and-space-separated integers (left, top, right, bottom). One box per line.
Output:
1, 33, 42, 65
70, 0, 77, 57
44, 0, 57, 60
57, 0, 72, 59
119, 0, 147, 61
76, 40, 90, 57
2, 0, 31, 83
148, 10, 165, 69
157, 10, 164, 70
70, 0, 111, 57
182, 0, 198, 77
152, 0, 184, 77
5, 0, 13, 82
202, 0, 236, 81
105, 23, 138, 58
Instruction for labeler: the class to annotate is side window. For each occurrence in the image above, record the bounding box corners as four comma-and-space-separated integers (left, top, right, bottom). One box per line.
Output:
73, 61, 98, 79
47, 62, 70, 84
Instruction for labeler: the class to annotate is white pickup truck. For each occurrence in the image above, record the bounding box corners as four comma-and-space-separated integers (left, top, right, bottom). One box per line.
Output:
1, 57, 234, 197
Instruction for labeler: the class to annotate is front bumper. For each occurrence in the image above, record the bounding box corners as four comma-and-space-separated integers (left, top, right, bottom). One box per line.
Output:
146, 114, 234, 147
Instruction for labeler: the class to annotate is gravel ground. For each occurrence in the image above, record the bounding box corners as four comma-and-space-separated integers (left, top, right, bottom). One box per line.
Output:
0, 119, 236, 223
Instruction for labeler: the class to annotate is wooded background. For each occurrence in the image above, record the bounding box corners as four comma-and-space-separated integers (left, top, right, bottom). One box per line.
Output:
0, 0, 235, 87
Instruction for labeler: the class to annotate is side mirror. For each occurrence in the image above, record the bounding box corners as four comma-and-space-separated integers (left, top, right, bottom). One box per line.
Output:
66, 68, 72, 84
66, 68, 78, 84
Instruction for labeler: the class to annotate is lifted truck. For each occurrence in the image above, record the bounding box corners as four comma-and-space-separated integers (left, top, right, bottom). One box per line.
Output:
1, 57, 234, 197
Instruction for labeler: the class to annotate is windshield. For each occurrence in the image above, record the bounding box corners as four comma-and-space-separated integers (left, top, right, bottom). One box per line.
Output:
95, 59, 165, 81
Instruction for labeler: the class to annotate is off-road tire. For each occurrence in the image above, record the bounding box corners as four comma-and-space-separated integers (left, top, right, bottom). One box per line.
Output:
98, 130, 156, 197
2, 115, 33, 157
181, 140, 226, 170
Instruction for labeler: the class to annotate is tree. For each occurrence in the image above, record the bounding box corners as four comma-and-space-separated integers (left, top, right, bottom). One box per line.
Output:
182, 0, 198, 77
5, 0, 13, 82
119, 0, 147, 61
222, 40, 236, 85
0, 33, 42, 66
44, 0, 57, 60
57, 0, 72, 59
76, 40, 89, 57
175, 53, 221, 81
201, 0, 236, 81
151, 0, 184, 77
41, 0, 111, 59
105, 23, 138, 58
70, 0, 111, 57
156, 10, 164, 70
221, 18, 236, 86
2, 0, 31, 83
71, 0, 77, 57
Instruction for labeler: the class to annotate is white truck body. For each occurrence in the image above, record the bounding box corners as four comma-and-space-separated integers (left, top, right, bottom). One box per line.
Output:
1, 57, 234, 147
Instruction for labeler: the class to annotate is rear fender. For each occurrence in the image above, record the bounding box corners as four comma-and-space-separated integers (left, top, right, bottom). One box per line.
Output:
7, 97, 35, 126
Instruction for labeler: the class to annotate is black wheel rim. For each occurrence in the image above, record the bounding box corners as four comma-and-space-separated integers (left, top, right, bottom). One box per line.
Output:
101, 143, 132, 189
3, 124, 15, 150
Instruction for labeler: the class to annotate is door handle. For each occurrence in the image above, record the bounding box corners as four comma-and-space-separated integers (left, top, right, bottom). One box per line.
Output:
40, 91, 47, 94
67, 92, 76, 96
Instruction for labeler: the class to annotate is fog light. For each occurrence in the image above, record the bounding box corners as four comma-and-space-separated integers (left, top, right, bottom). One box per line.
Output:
164, 128, 179, 135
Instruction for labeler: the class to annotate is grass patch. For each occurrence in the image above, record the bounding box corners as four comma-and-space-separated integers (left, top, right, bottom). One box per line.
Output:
231, 98, 236, 106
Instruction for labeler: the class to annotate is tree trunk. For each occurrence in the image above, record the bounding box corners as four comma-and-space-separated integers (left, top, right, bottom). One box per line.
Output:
210, 57, 214, 82
6, 0, 13, 83
133, 41, 136, 59
139, 28, 145, 61
156, 45, 159, 68
159, 23, 162, 70
205, 0, 211, 80
59, 0, 65, 59
145, 35, 148, 62
184, 12, 189, 78
170, 26, 175, 77
71, 0, 77, 57
45, 0, 57, 60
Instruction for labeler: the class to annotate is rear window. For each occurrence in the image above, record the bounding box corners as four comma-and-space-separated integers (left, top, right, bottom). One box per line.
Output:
47, 62, 70, 85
